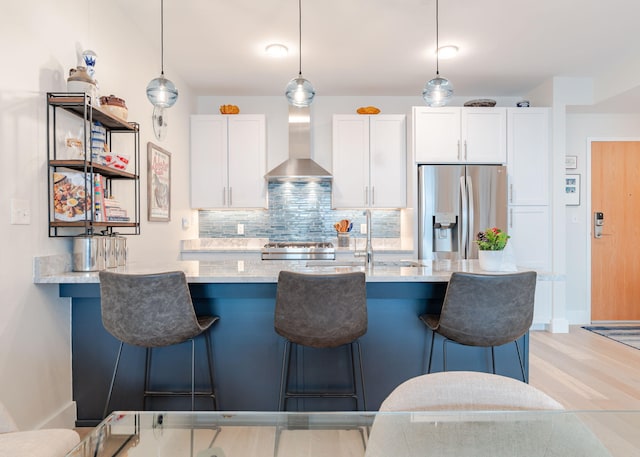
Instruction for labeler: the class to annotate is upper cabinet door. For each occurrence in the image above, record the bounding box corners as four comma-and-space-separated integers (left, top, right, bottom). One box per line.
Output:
190, 115, 228, 208
332, 115, 370, 208
190, 114, 266, 209
332, 114, 407, 208
369, 115, 406, 208
462, 108, 507, 163
507, 108, 550, 205
413, 106, 506, 164
413, 107, 461, 163
227, 115, 267, 208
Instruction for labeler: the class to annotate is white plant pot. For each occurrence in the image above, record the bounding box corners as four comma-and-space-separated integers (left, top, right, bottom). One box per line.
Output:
478, 250, 504, 271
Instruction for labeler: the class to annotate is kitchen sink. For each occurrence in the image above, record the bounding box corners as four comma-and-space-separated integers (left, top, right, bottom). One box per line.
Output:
305, 260, 424, 268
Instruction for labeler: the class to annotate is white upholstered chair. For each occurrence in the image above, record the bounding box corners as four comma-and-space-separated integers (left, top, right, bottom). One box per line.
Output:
379, 371, 563, 411
0, 401, 80, 457
366, 372, 613, 457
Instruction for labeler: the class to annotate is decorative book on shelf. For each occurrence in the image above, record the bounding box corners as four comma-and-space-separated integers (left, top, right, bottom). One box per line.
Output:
52, 171, 92, 222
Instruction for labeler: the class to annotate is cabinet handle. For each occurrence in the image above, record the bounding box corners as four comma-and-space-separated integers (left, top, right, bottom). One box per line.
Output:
509, 208, 513, 229
223, 187, 227, 205
509, 184, 514, 203
229, 187, 233, 206
364, 186, 369, 205
372, 186, 375, 206
464, 140, 468, 161
457, 140, 461, 161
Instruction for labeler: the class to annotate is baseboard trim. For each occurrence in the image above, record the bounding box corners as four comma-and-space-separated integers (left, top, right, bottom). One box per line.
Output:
37, 401, 77, 430
547, 318, 570, 333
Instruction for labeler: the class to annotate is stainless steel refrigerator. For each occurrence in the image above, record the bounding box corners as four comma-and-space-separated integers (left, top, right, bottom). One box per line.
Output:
418, 164, 507, 260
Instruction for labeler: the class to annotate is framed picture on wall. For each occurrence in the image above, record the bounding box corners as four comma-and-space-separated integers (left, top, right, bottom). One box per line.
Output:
147, 142, 171, 221
565, 174, 580, 206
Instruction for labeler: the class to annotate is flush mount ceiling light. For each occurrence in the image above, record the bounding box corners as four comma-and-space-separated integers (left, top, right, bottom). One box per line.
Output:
285, 0, 315, 107
423, 0, 454, 107
266, 43, 289, 58
146, 0, 178, 110
437, 45, 459, 60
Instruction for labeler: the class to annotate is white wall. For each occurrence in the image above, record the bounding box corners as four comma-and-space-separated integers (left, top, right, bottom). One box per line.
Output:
565, 113, 640, 323
0, 0, 196, 429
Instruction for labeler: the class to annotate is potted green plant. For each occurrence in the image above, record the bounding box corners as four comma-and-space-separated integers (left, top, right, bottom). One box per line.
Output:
475, 227, 510, 270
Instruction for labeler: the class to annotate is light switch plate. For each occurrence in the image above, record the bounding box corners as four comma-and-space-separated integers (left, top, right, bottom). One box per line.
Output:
237, 223, 244, 235
360, 223, 367, 234
10, 198, 31, 225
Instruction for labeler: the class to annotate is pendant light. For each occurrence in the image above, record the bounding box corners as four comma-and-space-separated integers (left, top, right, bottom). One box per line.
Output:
146, 0, 178, 109
423, 0, 453, 106
285, 0, 315, 107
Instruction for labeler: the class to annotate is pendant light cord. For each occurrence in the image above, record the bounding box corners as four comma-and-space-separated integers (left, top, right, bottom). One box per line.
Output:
298, 0, 302, 77
435, 0, 440, 76
160, 0, 165, 76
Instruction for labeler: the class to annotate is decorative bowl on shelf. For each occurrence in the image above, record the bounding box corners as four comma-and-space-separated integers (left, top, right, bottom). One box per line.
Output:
357, 106, 380, 114
100, 95, 128, 120
463, 99, 496, 107
220, 104, 240, 114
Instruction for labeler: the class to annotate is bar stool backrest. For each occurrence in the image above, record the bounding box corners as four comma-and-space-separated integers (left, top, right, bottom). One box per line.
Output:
99, 271, 206, 348
275, 271, 367, 348
437, 271, 537, 347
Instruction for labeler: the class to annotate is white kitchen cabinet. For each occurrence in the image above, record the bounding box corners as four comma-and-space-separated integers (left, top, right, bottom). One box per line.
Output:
190, 114, 266, 209
508, 204, 552, 326
508, 206, 551, 270
507, 108, 550, 205
505, 107, 552, 325
413, 106, 506, 164
332, 114, 406, 208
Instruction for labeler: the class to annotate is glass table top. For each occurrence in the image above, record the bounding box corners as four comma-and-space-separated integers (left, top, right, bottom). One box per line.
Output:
66, 410, 640, 457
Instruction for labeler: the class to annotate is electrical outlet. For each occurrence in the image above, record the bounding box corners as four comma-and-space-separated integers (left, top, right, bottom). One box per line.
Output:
360, 223, 367, 234
237, 223, 244, 235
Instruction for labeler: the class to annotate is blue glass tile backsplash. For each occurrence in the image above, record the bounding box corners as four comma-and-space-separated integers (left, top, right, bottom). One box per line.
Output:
199, 181, 400, 241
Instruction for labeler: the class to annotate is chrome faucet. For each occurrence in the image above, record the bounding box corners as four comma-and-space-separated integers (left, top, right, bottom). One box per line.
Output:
355, 209, 374, 269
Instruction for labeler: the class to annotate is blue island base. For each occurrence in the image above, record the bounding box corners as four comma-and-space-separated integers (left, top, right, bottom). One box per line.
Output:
62, 281, 528, 427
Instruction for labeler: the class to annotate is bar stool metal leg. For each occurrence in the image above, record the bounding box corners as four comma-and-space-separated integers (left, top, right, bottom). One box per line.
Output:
103, 341, 124, 419
204, 329, 218, 410
278, 340, 292, 411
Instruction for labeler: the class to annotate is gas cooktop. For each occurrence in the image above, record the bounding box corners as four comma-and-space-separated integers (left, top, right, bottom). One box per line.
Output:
261, 242, 335, 260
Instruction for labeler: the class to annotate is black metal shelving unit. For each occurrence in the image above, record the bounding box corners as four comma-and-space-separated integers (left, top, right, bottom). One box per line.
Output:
46, 92, 140, 237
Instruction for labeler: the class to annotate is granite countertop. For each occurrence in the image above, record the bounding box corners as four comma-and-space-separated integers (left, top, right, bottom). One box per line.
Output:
180, 238, 413, 255
33, 255, 560, 284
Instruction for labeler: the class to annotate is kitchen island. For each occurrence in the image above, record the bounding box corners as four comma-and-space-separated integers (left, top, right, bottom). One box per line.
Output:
35, 257, 546, 426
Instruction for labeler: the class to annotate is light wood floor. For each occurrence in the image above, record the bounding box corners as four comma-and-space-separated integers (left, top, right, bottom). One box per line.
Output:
529, 325, 640, 410
75, 327, 640, 455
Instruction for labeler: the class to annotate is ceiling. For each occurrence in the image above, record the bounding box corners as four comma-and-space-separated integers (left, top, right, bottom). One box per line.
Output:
113, 0, 640, 111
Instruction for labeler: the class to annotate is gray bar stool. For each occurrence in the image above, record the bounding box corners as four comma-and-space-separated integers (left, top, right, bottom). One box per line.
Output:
420, 271, 536, 381
274, 271, 368, 411
99, 271, 218, 417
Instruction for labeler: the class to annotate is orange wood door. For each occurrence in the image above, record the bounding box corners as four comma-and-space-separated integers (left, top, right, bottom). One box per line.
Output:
591, 141, 640, 320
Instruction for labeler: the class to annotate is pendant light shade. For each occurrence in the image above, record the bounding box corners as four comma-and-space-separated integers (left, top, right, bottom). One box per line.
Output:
423, 0, 453, 106
285, 76, 315, 107
423, 76, 454, 107
147, 0, 178, 108
147, 74, 178, 108
286, 0, 315, 107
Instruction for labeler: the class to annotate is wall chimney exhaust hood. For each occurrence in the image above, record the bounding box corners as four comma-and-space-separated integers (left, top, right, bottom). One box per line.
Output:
265, 106, 332, 182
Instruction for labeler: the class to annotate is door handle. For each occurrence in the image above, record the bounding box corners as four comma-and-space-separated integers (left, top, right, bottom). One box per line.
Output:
594, 211, 604, 239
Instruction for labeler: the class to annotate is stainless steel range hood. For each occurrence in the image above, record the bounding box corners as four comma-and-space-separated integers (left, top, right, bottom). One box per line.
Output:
265, 105, 332, 181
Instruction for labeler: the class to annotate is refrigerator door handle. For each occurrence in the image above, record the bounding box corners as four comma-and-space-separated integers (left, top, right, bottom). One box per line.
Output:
460, 176, 468, 259
466, 175, 475, 258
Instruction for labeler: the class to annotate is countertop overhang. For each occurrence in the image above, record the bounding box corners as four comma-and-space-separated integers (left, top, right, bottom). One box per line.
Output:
34, 256, 561, 284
